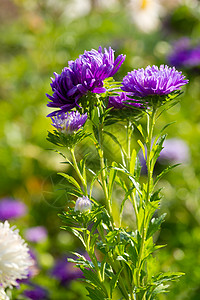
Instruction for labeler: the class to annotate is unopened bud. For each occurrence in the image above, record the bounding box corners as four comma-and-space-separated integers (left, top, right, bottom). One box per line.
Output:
74, 196, 92, 213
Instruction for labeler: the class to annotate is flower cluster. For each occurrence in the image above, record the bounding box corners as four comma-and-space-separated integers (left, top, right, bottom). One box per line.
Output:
51, 111, 87, 134
122, 65, 188, 98
46, 46, 126, 116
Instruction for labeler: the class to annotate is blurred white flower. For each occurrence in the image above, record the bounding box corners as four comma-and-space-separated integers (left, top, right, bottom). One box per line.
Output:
0, 288, 9, 300
128, 0, 164, 33
97, 0, 120, 10
0, 221, 33, 288
63, 0, 91, 20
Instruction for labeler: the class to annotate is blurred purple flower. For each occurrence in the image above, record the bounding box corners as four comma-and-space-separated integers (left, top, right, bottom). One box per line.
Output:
25, 226, 47, 243
158, 138, 190, 164
0, 198, 27, 221
122, 65, 188, 98
51, 256, 83, 286
47, 46, 126, 116
51, 111, 87, 134
17, 249, 39, 284
23, 284, 49, 300
139, 138, 190, 174
108, 92, 142, 109
168, 38, 200, 69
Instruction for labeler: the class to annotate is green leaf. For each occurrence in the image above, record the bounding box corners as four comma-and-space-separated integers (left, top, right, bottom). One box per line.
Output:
104, 130, 126, 166
108, 162, 118, 200
112, 166, 142, 195
61, 226, 86, 247
138, 207, 145, 233
130, 149, 137, 175
147, 213, 167, 239
154, 164, 180, 186
58, 173, 82, 191
82, 268, 102, 289
110, 267, 124, 298
64, 187, 83, 197
150, 134, 167, 168
119, 187, 134, 226
90, 233, 99, 252
138, 139, 146, 161
150, 189, 162, 202
153, 272, 185, 284
86, 287, 107, 300
79, 154, 89, 181
89, 166, 107, 198
137, 124, 145, 138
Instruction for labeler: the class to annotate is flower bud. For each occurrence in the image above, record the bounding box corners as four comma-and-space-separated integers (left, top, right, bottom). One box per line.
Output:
74, 196, 92, 213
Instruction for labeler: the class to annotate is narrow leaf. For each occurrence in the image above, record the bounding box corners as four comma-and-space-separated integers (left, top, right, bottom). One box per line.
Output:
58, 173, 81, 191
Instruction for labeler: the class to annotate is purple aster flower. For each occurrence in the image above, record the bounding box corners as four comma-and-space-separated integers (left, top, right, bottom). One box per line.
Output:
23, 284, 49, 300
46, 46, 126, 116
51, 256, 83, 286
108, 92, 142, 109
121, 65, 188, 98
25, 226, 47, 243
51, 111, 87, 134
0, 198, 27, 221
168, 38, 200, 69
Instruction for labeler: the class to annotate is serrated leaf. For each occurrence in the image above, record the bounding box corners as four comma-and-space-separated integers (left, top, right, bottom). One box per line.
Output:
147, 213, 167, 239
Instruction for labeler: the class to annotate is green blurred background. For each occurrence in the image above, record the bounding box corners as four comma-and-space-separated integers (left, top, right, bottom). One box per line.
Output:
1, 0, 200, 299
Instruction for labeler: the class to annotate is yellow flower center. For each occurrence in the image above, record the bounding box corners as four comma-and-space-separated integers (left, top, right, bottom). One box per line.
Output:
141, 0, 148, 9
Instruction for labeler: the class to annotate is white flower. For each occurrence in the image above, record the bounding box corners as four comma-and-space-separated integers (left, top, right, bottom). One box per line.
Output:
0, 288, 9, 300
0, 221, 33, 288
128, 0, 164, 33
74, 196, 92, 213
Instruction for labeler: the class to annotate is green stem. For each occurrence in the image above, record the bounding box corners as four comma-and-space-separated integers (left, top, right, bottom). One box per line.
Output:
126, 120, 139, 226
136, 108, 157, 293
146, 109, 156, 204
83, 227, 109, 297
126, 119, 133, 169
70, 148, 87, 196
95, 123, 115, 228
97, 224, 130, 300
